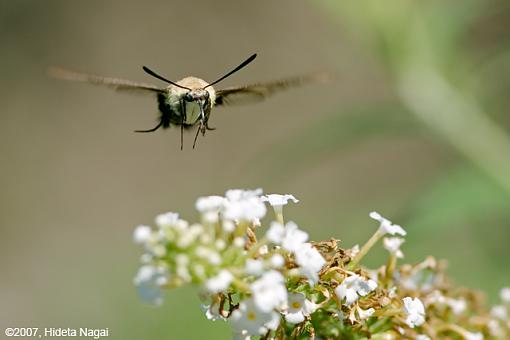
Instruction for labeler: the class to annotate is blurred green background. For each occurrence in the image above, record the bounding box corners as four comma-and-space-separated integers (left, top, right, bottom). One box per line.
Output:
1, 0, 509, 339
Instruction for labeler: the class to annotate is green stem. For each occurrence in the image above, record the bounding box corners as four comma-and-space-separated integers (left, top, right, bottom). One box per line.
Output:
384, 254, 397, 286
274, 206, 284, 225
347, 230, 383, 270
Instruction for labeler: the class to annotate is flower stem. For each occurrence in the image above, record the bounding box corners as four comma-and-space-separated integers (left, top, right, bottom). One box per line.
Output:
384, 255, 397, 286
347, 230, 383, 270
274, 206, 284, 225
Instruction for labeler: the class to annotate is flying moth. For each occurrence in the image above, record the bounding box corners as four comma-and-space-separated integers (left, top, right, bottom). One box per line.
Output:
49, 53, 326, 149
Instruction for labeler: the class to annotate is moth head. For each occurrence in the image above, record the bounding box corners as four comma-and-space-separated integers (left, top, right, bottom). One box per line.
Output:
142, 53, 257, 101
184, 89, 210, 103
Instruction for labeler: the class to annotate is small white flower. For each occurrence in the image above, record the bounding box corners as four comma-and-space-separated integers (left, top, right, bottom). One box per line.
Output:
150, 244, 167, 257
488, 319, 505, 337
196, 195, 225, 212
176, 265, 191, 282
133, 225, 152, 244
176, 224, 203, 248
266, 221, 309, 253
200, 233, 212, 244
175, 253, 189, 266
369, 211, 407, 236
383, 237, 405, 258
195, 247, 221, 265
203, 211, 220, 223
416, 335, 431, 340
223, 189, 267, 222
205, 270, 233, 293
192, 264, 206, 279
259, 245, 269, 255
233, 237, 246, 248
215, 239, 226, 250
424, 290, 445, 305
294, 243, 326, 285
222, 220, 236, 233
229, 298, 280, 336
245, 259, 264, 276
201, 304, 225, 321
175, 254, 191, 282
282, 222, 309, 252
266, 222, 285, 244
335, 274, 377, 305
463, 331, 484, 340
225, 188, 263, 201
388, 286, 398, 298
250, 270, 288, 312
445, 298, 466, 315
356, 306, 375, 320
269, 254, 285, 268
500, 287, 510, 303
403, 297, 426, 328
399, 267, 438, 292
140, 253, 152, 264
284, 293, 317, 324
133, 265, 168, 305
490, 305, 508, 320
196, 195, 225, 223
155, 212, 180, 228
262, 194, 299, 207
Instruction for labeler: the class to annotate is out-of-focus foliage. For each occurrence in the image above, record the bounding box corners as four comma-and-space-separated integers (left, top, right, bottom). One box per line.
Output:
315, 0, 510, 294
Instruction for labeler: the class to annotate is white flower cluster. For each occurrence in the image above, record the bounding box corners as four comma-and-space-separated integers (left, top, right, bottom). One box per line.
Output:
335, 274, 377, 306
132, 192, 509, 339
488, 287, 510, 337
133, 190, 328, 338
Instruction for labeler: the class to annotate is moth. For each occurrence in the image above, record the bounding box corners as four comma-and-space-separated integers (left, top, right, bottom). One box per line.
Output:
49, 54, 325, 149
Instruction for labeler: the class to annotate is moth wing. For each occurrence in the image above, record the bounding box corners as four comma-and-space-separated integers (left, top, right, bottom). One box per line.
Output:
214, 72, 329, 106
48, 67, 165, 94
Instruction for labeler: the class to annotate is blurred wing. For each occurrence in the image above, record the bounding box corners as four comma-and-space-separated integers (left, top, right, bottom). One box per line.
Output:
214, 72, 329, 106
48, 67, 165, 94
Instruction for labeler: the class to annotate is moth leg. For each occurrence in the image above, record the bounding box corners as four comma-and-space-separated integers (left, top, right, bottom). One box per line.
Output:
180, 99, 186, 150
134, 121, 163, 133
201, 121, 206, 136
192, 124, 201, 149
206, 123, 216, 131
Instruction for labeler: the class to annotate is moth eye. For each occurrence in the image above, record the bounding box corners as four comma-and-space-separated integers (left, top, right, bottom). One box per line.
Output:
204, 91, 210, 99
184, 93, 193, 102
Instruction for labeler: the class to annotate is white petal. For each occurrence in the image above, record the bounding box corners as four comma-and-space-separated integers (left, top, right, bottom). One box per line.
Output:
335, 284, 346, 300
155, 212, 179, 227
195, 195, 225, 212
285, 311, 305, 324
262, 194, 299, 207
345, 288, 359, 305
133, 225, 152, 244
266, 222, 285, 244
245, 259, 264, 276
403, 297, 426, 327
205, 270, 233, 293
357, 307, 375, 320
269, 254, 285, 268
250, 271, 288, 313
282, 222, 309, 252
500, 287, 510, 303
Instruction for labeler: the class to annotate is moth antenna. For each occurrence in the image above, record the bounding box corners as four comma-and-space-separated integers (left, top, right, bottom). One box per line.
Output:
142, 66, 191, 90
204, 53, 257, 89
